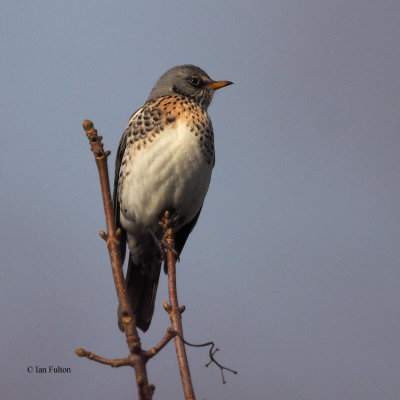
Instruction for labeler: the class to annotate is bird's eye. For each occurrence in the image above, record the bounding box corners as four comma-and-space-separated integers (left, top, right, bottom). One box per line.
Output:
189, 77, 201, 87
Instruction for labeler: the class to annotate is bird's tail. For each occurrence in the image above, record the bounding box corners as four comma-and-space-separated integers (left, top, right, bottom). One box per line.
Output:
118, 255, 161, 332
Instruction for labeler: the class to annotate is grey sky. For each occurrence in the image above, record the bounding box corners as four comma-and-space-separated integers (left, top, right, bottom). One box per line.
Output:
1, 1, 399, 399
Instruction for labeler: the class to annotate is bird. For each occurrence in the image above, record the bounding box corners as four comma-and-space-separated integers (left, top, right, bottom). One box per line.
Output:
113, 64, 232, 332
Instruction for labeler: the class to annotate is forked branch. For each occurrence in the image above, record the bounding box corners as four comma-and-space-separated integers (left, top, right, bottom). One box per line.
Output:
78, 121, 235, 400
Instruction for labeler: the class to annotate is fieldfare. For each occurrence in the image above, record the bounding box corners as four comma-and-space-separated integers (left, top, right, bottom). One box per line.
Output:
113, 65, 232, 331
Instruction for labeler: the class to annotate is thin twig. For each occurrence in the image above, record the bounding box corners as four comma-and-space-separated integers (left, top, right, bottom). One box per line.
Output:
162, 211, 197, 400
144, 328, 177, 360
172, 332, 238, 384
75, 348, 133, 367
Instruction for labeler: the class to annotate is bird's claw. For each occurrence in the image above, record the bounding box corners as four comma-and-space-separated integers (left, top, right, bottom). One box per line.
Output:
149, 225, 180, 263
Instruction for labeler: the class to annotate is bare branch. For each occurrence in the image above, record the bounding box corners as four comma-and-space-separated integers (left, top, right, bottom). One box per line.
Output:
78, 120, 153, 400
162, 211, 197, 400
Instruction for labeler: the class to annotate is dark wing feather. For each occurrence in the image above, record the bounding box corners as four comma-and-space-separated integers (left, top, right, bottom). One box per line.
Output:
163, 207, 203, 273
113, 125, 131, 265
175, 207, 203, 254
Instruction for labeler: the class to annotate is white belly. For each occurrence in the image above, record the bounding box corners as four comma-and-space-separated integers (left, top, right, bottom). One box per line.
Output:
119, 121, 213, 235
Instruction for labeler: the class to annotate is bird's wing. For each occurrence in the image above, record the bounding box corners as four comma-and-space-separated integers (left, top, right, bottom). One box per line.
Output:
175, 206, 203, 255
162, 208, 202, 274
162, 206, 203, 275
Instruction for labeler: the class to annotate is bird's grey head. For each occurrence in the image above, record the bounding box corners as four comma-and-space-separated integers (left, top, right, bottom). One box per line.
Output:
146, 64, 233, 110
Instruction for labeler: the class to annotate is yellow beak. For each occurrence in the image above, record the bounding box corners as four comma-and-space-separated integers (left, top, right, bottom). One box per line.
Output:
206, 80, 233, 90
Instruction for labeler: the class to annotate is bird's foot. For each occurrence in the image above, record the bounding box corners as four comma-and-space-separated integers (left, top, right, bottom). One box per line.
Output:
161, 210, 182, 232
149, 226, 180, 263
161, 239, 180, 261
